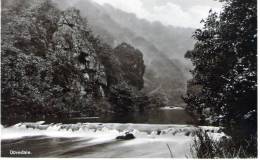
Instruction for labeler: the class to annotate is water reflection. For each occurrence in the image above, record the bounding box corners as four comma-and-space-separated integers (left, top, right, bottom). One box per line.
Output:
3, 108, 197, 126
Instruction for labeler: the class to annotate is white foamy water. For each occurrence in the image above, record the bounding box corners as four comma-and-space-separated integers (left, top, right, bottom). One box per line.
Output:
160, 106, 185, 110
1, 122, 226, 158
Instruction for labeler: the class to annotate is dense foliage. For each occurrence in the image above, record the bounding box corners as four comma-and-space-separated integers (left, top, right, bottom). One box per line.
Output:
1, 0, 160, 124
184, 0, 257, 157
192, 129, 257, 158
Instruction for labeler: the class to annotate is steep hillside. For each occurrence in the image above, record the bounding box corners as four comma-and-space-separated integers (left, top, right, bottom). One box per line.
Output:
1, 0, 151, 123
101, 4, 195, 61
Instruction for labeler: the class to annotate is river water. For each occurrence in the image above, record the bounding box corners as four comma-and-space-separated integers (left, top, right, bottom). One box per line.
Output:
1, 107, 223, 158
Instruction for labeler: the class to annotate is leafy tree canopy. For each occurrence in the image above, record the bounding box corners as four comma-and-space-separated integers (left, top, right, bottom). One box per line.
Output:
184, 0, 257, 155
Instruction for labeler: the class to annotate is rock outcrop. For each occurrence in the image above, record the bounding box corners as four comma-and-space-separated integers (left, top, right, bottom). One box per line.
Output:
116, 133, 135, 140
113, 43, 145, 90
1, 0, 149, 123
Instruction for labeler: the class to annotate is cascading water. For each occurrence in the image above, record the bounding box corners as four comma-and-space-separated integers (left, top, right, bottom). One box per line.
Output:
1, 122, 226, 158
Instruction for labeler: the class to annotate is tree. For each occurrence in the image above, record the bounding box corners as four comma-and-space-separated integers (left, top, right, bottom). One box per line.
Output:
184, 0, 257, 156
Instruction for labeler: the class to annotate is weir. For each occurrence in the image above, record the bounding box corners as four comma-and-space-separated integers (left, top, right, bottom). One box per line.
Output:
1, 122, 226, 158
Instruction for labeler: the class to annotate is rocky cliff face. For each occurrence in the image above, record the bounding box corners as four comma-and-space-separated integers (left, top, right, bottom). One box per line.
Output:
113, 43, 145, 90
88, 39, 148, 113
1, 0, 149, 123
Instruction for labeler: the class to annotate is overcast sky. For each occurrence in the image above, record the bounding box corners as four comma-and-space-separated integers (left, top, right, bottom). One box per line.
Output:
90, 0, 223, 28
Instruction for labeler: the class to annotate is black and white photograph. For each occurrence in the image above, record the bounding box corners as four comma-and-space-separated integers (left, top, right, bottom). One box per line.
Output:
0, 0, 258, 158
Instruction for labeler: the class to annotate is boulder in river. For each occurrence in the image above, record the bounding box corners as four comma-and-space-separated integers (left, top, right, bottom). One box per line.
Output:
116, 133, 135, 140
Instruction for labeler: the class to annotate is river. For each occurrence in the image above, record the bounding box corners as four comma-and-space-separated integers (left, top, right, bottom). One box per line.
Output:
1, 107, 224, 158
